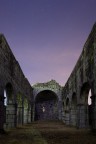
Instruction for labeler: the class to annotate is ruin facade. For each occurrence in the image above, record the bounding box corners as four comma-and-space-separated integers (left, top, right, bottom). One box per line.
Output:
62, 23, 96, 130
33, 80, 62, 121
0, 34, 33, 132
32, 23, 96, 131
0, 23, 96, 132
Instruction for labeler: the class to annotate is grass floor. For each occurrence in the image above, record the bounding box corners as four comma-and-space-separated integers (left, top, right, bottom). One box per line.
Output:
0, 121, 96, 144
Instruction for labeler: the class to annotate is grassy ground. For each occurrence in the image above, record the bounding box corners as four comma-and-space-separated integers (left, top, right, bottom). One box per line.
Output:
0, 121, 96, 144
0, 125, 47, 144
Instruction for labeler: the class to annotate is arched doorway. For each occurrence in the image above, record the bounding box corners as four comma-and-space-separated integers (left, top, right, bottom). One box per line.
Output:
4, 83, 16, 128
4, 83, 13, 104
80, 82, 92, 128
35, 90, 58, 121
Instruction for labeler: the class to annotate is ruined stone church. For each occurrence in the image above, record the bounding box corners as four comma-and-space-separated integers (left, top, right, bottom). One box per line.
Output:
0, 23, 96, 132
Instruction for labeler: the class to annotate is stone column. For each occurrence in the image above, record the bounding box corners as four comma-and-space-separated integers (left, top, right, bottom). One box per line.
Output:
6, 103, 16, 129
30, 102, 33, 122
61, 105, 66, 123
14, 103, 17, 127
58, 101, 62, 120
65, 110, 70, 125
17, 98, 23, 126
70, 107, 77, 126
77, 104, 89, 128
91, 95, 96, 131
27, 104, 31, 123
21, 96, 24, 125
0, 95, 5, 133
23, 99, 28, 124
31, 103, 34, 122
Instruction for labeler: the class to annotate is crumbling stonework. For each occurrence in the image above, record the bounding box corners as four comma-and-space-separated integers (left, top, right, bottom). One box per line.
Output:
62, 23, 96, 130
33, 80, 62, 120
1, 23, 96, 132
0, 34, 33, 131
32, 23, 96, 131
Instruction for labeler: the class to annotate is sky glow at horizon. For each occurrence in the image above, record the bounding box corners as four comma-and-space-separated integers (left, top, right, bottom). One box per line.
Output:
0, 0, 96, 86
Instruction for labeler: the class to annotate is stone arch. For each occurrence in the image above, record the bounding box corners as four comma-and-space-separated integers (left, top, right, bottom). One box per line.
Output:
79, 82, 93, 128
4, 83, 13, 105
35, 90, 58, 121
4, 82, 16, 128
80, 82, 92, 104
34, 87, 60, 101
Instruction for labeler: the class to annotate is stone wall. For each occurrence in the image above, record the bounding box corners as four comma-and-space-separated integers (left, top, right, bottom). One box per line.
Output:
62, 23, 96, 130
33, 80, 62, 100
0, 34, 33, 131
1, 23, 96, 131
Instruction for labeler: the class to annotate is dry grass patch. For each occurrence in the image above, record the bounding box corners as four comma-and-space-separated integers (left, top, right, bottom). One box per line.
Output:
0, 121, 96, 144
0, 125, 47, 144
32, 121, 96, 144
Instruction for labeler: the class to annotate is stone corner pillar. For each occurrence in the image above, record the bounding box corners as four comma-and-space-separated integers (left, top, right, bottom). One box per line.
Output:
0, 95, 5, 133
91, 94, 96, 130
76, 103, 86, 128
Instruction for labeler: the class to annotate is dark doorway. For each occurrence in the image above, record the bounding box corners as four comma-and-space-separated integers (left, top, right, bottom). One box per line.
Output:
35, 90, 58, 121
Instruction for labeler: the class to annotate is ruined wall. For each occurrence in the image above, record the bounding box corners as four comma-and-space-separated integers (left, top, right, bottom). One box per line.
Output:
0, 34, 33, 131
1, 23, 96, 131
62, 23, 96, 130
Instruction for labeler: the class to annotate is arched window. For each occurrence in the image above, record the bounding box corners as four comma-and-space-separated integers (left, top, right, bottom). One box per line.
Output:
66, 98, 69, 111
5, 83, 13, 104
80, 82, 92, 104
4, 89, 7, 106
71, 92, 77, 108
88, 89, 92, 105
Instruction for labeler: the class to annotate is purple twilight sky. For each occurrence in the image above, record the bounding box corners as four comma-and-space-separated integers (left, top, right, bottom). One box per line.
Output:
0, 0, 96, 86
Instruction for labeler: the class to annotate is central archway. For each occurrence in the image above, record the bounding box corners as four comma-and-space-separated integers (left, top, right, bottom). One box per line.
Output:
35, 90, 58, 121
